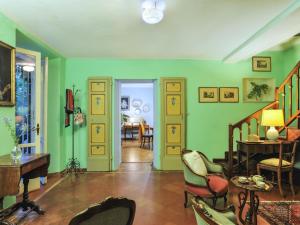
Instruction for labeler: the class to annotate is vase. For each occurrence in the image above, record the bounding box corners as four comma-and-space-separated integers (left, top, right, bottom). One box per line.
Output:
11, 145, 22, 162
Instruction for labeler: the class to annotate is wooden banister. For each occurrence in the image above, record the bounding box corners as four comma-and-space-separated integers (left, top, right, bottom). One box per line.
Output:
227, 61, 300, 177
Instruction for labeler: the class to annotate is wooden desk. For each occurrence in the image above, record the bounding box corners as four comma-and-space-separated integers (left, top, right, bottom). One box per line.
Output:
0, 153, 50, 223
236, 140, 292, 176
122, 124, 140, 141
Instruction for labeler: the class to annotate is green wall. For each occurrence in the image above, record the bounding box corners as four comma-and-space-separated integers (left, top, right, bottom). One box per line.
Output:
65, 52, 285, 170
0, 12, 66, 207
282, 42, 300, 75
0, 11, 17, 208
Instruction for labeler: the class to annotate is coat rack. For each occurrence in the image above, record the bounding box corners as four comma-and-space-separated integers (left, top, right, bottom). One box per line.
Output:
64, 84, 81, 176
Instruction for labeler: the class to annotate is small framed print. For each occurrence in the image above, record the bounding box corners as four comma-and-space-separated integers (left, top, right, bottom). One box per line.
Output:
219, 87, 239, 103
121, 96, 130, 111
198, 87, 218, 103
252, 56, 271, 72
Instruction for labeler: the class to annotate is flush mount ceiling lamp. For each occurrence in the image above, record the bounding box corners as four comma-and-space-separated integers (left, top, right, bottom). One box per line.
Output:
23, 65, 35, 72
142, 0, 165, 24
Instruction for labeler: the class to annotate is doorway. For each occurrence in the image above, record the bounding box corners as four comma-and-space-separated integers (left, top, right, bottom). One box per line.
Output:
15, 48, 48, 190
114, 80, 157, 171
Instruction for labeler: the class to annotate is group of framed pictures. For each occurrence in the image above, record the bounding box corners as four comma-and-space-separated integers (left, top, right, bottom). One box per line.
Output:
199, 77, 275, 103
199, 56, 273, 103
198, 87, 239, 103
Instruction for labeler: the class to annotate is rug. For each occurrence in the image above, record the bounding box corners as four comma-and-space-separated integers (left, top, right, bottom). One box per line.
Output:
258, 201, 300, 225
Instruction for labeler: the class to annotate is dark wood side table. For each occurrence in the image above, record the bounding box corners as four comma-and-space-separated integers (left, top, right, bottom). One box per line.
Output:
231, 176, 273, 225
236, 140, 292, 176
0, 153, 50, 224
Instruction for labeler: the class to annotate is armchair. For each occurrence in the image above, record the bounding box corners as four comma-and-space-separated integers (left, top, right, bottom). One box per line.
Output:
181, 149, 229, 208
191, 198, 237, 225
69, 197, 136, 225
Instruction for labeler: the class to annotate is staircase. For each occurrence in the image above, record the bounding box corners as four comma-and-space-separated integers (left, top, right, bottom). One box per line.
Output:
216, 61, 300, 177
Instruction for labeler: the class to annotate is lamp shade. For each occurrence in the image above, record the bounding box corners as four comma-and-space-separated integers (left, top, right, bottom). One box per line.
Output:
261, 109, 284, 126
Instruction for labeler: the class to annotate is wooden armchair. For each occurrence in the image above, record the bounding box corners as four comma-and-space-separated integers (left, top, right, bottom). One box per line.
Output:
257, 138, 299, 197
69, 197, 136, 225
181, 149, 229, 208
191, 198, 237, 225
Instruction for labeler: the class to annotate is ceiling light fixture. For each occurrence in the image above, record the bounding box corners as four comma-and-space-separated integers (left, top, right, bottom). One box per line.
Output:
23, 65, 35, 72
142, 0, 165, 25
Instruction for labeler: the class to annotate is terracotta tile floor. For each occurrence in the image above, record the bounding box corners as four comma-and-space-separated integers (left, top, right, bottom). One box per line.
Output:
7, 165, 300, 225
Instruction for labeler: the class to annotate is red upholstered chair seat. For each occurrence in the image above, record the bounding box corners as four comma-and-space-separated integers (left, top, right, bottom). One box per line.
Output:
186, 175, 228, 198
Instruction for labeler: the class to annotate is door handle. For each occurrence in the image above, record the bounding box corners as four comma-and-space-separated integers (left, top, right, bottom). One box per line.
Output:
36, 123, 40, 135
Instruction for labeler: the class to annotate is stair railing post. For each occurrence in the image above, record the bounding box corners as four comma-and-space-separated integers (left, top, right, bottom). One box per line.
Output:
228, 124, 233, 178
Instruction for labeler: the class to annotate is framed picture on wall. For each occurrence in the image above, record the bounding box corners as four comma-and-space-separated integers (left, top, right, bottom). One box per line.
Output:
243, 77, 275, 102
198, 87, 218, 103
252, 56, 271, 72
121, 96, 130, 110
219, 87, 239, 103
0, 41, 15, 106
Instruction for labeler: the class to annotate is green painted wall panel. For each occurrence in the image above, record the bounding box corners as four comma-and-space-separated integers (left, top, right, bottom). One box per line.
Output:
64, 53, 286, 169
0, 11, 17, 208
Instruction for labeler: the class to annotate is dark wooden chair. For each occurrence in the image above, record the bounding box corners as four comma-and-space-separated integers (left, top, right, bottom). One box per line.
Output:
139, 122, 153, 149
181, 149, 229, 209
191, 198, 237, 225
257, 140, 299, 197
69, 197, 136, 225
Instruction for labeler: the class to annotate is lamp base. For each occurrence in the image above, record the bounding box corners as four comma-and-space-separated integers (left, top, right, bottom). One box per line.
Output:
266, 126, 279, 141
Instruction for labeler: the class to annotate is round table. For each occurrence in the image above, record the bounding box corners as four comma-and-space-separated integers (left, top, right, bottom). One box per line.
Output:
231, 176, 273, 225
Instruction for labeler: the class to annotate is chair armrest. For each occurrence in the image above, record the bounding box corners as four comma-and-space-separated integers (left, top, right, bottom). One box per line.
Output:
197, 152, 224, 174
202, 157, 224, 174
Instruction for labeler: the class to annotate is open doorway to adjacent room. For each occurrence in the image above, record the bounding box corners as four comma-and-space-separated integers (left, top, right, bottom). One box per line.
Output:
114, 80, 157, 172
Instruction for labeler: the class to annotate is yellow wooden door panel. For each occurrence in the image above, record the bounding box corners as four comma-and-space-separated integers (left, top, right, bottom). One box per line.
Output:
88, 77, 111, 171
91, 145, 105, 155
91, 94, 105, 115
166, 124, 181, 143
166, 95, 181, 115
166, 146, 181, 155
91, 82, 105, 92
91, 123, 105, 143
161, 78, 185, 170
166, 82, 181, 92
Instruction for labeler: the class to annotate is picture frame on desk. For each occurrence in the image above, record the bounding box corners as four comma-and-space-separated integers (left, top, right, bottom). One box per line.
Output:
0, 41, 15, 106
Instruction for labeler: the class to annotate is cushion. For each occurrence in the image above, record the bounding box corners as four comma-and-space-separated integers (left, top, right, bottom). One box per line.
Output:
259, 158, 291, 167
186, 175, 228, 197
192, 201, 235, 225
184, 151, 207, 176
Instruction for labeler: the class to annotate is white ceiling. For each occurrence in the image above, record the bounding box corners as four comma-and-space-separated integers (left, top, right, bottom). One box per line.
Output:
0, 0, 299, 61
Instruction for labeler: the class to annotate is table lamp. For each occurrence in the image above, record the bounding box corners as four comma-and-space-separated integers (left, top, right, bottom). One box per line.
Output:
261, 109, 284, 141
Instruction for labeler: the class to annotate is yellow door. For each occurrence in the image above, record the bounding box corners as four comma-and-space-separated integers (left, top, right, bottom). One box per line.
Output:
161, 78, 186, 170
88, 78, 111, 171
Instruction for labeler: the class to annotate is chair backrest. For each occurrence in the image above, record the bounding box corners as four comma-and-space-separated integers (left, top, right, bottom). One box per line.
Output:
191, 198, 236, 225
69, 197, 136, 225
278, 140, 299, 167
140, 122, 145, 135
